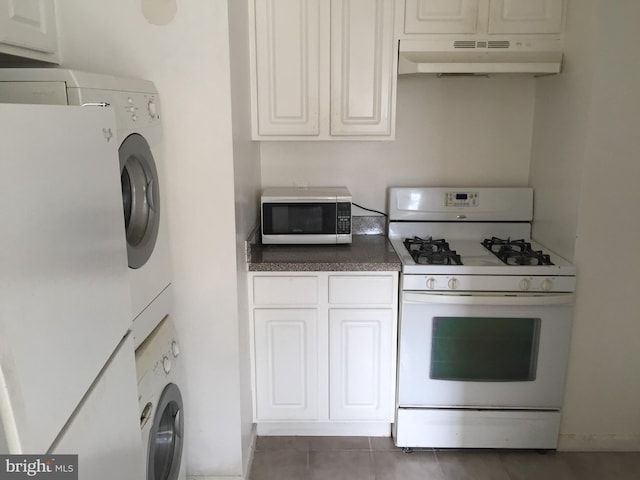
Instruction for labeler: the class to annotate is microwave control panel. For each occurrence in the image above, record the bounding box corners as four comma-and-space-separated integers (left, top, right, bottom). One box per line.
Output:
337, 202, 351, 234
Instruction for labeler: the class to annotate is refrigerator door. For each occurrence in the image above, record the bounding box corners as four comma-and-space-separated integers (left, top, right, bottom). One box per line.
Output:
0, 104, 131, 453
51, 335, 144, 480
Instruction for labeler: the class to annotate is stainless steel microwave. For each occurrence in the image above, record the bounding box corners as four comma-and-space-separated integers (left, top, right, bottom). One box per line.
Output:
261, 187, 352, 244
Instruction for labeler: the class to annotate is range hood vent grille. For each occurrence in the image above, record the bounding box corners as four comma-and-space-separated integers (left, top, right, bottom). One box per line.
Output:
453, 41, 477, 49
453, 40, 511, 49
488, 41, 510, 49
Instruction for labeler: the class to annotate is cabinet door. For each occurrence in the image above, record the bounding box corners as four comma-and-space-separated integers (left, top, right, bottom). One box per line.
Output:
0, 0, 57, 53
330, 0, 395, 136
253, 0, 321, 136
254, 309, 318, 420
329, 309, 393, 420
488, 0, 563, 34
404, 0, 481, 34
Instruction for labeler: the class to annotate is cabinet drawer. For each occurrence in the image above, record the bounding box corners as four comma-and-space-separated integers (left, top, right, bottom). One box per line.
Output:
253, 276, 318, 305
328, 275, 394, 305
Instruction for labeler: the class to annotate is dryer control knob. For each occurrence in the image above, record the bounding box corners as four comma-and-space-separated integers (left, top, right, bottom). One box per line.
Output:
162, 355, 172, 374
171, 340, 180, 358
148, 100, 158, 118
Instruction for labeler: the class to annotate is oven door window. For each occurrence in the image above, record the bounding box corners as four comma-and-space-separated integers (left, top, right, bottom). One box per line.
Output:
431, 317, 540, 382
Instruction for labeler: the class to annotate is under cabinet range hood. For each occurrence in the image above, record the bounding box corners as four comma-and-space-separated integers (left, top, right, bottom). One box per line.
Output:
398, 38, 563, 75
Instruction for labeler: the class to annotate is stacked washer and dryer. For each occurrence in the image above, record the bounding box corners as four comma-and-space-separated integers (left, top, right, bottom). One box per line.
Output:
0, 69, 186, 480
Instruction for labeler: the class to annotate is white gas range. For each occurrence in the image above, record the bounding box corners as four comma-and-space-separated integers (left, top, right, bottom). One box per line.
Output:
388, 187, 576, 451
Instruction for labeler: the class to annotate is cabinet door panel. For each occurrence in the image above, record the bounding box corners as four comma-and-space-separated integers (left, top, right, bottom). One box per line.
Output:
488, 0, 563, 34
329, 309, 393, 420
330, 0, 395, 136
254, 0, 320, 135
404, 0, 480, 34
254, 309, 318, 420
0, 0, 57, 53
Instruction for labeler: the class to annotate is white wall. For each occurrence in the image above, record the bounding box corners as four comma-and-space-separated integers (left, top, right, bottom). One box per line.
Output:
227, 0, 262, 473
261, 75, 536, 213
529, 0, 599, 261
530, 0, 640, 450
56, 1, 260, 477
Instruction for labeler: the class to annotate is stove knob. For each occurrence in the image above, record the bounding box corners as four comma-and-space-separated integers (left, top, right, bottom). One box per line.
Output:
426, 277, 436, 290
448, 278, 458, 290
519, 278, 531, 291
541, 278, 554, 291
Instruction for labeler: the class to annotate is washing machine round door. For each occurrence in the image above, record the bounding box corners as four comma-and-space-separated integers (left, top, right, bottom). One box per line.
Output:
147, 383, 184, 480
120, 133, 160, 269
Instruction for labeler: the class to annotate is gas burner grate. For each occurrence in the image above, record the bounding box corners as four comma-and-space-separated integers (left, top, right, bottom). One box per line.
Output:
481, 237, 554, 266
404, 236, 463, 265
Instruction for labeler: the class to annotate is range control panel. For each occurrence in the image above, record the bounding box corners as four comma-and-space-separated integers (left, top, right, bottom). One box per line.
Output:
445, 191, 479, 207
402, 274, 577, 293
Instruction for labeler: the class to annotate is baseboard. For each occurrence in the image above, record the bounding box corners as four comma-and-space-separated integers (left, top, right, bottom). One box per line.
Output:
559, 433, 640, 451
256, 422, 391, 437
187, 476, 243, 480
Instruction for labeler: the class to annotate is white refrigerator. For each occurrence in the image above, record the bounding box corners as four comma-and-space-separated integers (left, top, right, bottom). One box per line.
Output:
0, 104, 144, 479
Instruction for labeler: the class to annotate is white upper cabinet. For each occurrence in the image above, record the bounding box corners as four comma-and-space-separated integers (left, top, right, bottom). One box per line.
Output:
401, 0, 564, 37
404, 0, 481, 34
488, 0, 563, 34
250, 0, 398, 140
0, 0, 58, 63
252, 0, 322, 136
330, 0, 395, 136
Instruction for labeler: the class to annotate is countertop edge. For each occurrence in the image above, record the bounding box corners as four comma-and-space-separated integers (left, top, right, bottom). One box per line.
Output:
246, 228, 402, 273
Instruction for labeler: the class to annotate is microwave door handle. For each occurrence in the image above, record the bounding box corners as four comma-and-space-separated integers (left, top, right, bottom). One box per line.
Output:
403, 292, 575, 307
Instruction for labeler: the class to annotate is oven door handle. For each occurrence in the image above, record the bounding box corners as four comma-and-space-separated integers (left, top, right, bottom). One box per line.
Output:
403, 292, 575, 306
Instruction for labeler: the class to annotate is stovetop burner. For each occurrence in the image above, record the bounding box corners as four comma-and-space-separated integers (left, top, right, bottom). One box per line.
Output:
403, 236, 463, 265
482, 237, 554, 266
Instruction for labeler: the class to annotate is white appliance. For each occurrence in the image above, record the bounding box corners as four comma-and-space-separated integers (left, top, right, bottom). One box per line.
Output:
0, 68, 173, 348
398, 38, 563, 75
388, 187, 576, 450
136, 316, 186, 480
261, 186, 352, 245
0, 104, 143, 477
51, 335, 145, 480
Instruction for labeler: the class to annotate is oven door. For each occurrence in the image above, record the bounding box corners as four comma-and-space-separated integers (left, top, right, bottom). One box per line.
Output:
398, 292, 574, 409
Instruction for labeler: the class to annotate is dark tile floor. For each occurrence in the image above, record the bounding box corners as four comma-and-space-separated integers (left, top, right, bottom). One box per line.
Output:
249, 436, 640, 480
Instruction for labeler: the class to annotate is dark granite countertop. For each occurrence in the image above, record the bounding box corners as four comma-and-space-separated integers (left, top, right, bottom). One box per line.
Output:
247, 234, 401, 272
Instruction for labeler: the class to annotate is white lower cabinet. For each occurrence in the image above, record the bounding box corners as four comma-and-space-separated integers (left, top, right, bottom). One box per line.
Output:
329, 309, 393, 420
254, 309, 318, 420
249, 272, 398, 434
